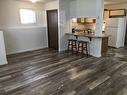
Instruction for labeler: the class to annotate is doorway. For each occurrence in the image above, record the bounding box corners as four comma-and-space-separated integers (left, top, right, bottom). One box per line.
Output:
47, 10, 58, 50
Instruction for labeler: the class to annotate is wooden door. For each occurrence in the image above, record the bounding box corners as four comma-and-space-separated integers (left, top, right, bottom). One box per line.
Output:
47, 10, 58, 50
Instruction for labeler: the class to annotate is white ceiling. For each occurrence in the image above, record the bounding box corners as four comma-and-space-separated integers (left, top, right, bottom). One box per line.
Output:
19, 0, 127, 5
105, 0, 127, 5
18, 0, 55, 3
32, 0, 127, 4
35, 0, 55, 3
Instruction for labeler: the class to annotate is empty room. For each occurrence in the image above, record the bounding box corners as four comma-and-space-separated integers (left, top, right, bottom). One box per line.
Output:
0, 0, 127, 95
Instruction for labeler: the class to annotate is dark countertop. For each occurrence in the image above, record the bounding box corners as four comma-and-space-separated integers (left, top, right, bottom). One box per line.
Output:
66, 32, 110, 38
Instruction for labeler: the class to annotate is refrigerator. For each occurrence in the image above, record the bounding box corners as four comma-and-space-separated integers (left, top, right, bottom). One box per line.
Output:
105, 17, 127, 48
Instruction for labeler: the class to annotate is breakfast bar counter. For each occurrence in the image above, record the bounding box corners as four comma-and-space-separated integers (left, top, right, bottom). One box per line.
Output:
66, 32, 109, 41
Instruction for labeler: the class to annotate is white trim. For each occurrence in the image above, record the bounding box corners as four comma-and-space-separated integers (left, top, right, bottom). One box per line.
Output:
91, 53, 101, 58
7, 46, 48, 55
0, 26, 46, 30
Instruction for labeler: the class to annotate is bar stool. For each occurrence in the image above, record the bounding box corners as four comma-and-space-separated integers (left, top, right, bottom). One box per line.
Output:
67, 39, 77, 54
77, 40, 89, 56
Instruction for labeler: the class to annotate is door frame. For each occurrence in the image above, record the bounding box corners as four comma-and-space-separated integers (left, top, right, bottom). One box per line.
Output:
124, 22, 127, 46
46, 9, 59, 50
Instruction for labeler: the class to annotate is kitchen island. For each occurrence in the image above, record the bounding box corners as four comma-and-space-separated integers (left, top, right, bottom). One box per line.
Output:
66, 32, 109, 55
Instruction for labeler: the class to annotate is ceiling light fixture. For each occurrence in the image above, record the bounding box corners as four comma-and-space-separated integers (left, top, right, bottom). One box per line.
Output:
30, 0, 37, 3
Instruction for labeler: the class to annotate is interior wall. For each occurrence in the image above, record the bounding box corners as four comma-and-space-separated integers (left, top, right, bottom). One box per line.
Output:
44, 0, 59, 10
43, 0, 59, 49
43, 1, 59, 29
59, 0, 71, 51
70, 0, 98, 18
0, 0, 48, 54
69, 0, 104, 36
59, 0, 104, 57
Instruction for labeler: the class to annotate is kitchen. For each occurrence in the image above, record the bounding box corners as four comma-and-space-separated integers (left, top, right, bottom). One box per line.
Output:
1, 0, 127, 94
66, 8, 127, 56
104, 9, 127, 48
66, 17, 109, 56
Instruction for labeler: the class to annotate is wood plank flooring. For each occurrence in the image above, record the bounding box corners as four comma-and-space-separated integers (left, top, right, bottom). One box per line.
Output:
0, 48, 127, 95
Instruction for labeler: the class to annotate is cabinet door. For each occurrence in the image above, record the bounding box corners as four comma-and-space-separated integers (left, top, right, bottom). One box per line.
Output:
104, 11, 109, 21
77, 18, 85, 23
77, 18, 96, 23
77, 18, 81, 23
109, 9, 126, 17
85, 18, 93, 22
102, 37, 108, 54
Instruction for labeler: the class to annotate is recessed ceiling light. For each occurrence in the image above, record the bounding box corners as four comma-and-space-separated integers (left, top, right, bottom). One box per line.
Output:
30, 0, 37, 3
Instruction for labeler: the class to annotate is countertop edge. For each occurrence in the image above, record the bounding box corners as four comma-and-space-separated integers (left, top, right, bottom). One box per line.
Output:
65, 33, 110, 38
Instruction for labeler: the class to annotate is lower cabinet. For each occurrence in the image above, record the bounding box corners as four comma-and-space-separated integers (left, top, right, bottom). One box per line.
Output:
101, 37, 109, 54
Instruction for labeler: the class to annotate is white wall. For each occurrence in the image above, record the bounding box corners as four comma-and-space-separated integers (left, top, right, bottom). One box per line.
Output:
70, 0, 98, 18
43, 1, 59, 29
0, 0, 48, 54
59, 0, 104, 57
70, 0, 104, 35
44, 0, 59, 11
59, 0, 71, 51
0, 31, 7, 65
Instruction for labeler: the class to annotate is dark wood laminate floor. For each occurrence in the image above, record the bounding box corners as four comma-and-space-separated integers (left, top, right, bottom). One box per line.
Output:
0, 48, 127, 95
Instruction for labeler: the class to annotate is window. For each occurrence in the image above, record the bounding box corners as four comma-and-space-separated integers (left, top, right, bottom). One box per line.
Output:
20, 9, 36, 24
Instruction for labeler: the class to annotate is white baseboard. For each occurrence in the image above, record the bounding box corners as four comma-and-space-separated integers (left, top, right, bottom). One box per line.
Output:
91, 53, 101, 58
59, 48, 67, 52
7, 46, 48, 55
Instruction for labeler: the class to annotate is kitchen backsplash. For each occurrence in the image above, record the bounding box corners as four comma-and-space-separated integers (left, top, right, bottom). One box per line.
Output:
72, 22, 96, 30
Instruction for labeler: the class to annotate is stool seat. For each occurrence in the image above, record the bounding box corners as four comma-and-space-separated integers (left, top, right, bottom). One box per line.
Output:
77, 40, 89, 56
68, 39, 77, 54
